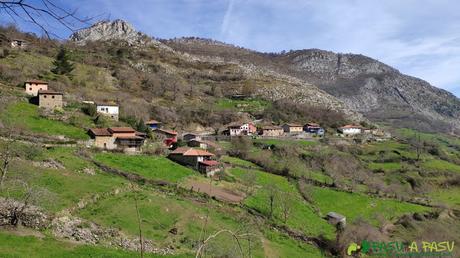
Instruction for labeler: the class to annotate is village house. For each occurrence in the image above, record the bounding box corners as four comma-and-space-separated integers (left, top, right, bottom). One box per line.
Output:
225, 122, 256, 136
197, 160, 221, 176
96, 103, 119, 121
183, 133, 201, 142
168, 147, 219, 175
226, 125, 243, 136
38, 90, 63, 109
282, 123, 304, 134
338, 125, 363, 136
88, 127, 145, 152
152, 128, 178, 147
261, 126, 284, 137
326, 212, 346, 229
187, 139, 220, 150
11, 39, 28, 49
304, 122, 325, 136
241, 122, 257, 135
24, 80, 48, 96
145, 120, 162, 130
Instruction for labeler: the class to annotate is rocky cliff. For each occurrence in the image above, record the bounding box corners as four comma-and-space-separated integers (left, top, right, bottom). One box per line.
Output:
277, 50, 460, 133
165, 38, 460, 134
70, 19, 154, 46
69, 21, 460, 133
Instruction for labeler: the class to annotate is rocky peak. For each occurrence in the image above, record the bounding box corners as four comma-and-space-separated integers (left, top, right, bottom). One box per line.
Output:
284, 49, 398, 82
69, 19, 153, 45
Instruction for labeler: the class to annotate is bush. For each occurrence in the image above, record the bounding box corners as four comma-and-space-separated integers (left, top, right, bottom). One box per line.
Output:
263, 99, 347, 129
81, 104, 97, 117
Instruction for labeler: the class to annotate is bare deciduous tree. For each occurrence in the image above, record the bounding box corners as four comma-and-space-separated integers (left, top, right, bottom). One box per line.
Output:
240, 169, 257, 196
279, 191, 292, 223
195, 229, 254, 258
130, 183, 144, 258
0, 0, 96, 38
0, 129, 16, 190
1, 179, 53, 227
264, 183, 279, 219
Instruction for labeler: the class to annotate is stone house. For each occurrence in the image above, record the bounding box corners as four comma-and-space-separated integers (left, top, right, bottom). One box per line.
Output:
197, 160, 221, 176
88, 127, 145, 152
227, 125, 243, 136
241, 122, 257, 135
261, 126, 284, 137
152, 128, 178, 147
168, 147, 215, 170
25, 80, 48, 96
282, 123, 303, 134
38, 90, 63, 109
338, 125, 363, 136
303, 123, 325, 136
187, 139, 220, 150
11, 39, 28, 49
88, 128, 115, 149
183, 133, 200, 142
96, 103, 119, 121
326, 212, 346, 228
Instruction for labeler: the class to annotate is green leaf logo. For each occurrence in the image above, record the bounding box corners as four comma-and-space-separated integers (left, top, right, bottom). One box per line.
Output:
361, 240, 371, 254
347, 242, 361, 256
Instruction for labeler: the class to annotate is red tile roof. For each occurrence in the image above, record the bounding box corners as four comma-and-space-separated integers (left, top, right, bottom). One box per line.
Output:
340, 124, 363, 129
155, 128, 177, 135
108, 127, 136, 133
116, 136, 144, 140
263, 126, 283, 130
284, 123, 303, 127
135, 131, 147, 137
38, 90, 63, 95
170, 147, 214, 156
199, 160, 219, 166
88, 128, 111, 136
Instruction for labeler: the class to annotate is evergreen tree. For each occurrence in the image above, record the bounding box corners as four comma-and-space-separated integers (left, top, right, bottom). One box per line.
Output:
51, 47, 74, 76
136, 119, 149, 133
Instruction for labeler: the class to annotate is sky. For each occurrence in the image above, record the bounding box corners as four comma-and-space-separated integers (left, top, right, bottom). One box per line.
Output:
2, 0, 460, 96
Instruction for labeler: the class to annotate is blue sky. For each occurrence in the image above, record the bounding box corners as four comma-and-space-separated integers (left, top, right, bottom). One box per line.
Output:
2, 0, 460, 96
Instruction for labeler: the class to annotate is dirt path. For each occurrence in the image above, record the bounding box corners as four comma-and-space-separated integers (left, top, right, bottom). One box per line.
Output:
185, 180, 245, 203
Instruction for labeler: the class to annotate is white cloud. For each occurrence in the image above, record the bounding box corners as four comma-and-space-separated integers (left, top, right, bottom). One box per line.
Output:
7, 0, 459, 96
220, 0, 235, 39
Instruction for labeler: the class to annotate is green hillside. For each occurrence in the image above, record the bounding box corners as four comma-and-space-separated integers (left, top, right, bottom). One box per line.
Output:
0, 26, 459, 258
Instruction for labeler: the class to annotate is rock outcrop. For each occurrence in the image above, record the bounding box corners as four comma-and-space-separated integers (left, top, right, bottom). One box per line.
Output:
164, 38, 460, 134
0, 198, 50, 229
70, 19, 154, 46
280, 50, 460, 133
52, 216, 172, 254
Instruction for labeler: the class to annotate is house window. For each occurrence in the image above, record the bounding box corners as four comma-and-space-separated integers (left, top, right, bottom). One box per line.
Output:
29, 88, 32, 90
44, 95, 47, 98
52, 96, 55, 99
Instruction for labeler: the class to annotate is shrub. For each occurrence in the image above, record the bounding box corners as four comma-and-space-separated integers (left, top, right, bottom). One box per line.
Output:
81, 103, 97, 117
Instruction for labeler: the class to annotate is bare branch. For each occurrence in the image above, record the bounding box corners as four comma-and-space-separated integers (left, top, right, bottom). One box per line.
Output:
0, 0, 98, 38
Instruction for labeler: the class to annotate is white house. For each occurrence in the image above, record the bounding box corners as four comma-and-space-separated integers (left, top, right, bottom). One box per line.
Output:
227, 125, 243, 136
240, 122, 257, 135
11, 39, 28, 49
338, 125, 363, 136
96, 103, 119, 121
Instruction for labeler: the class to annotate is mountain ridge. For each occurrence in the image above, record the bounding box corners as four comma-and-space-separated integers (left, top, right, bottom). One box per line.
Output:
68, 20, 460, 134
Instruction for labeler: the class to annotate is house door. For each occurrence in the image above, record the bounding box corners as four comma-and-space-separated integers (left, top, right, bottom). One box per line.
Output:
104, 143, 107, 149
